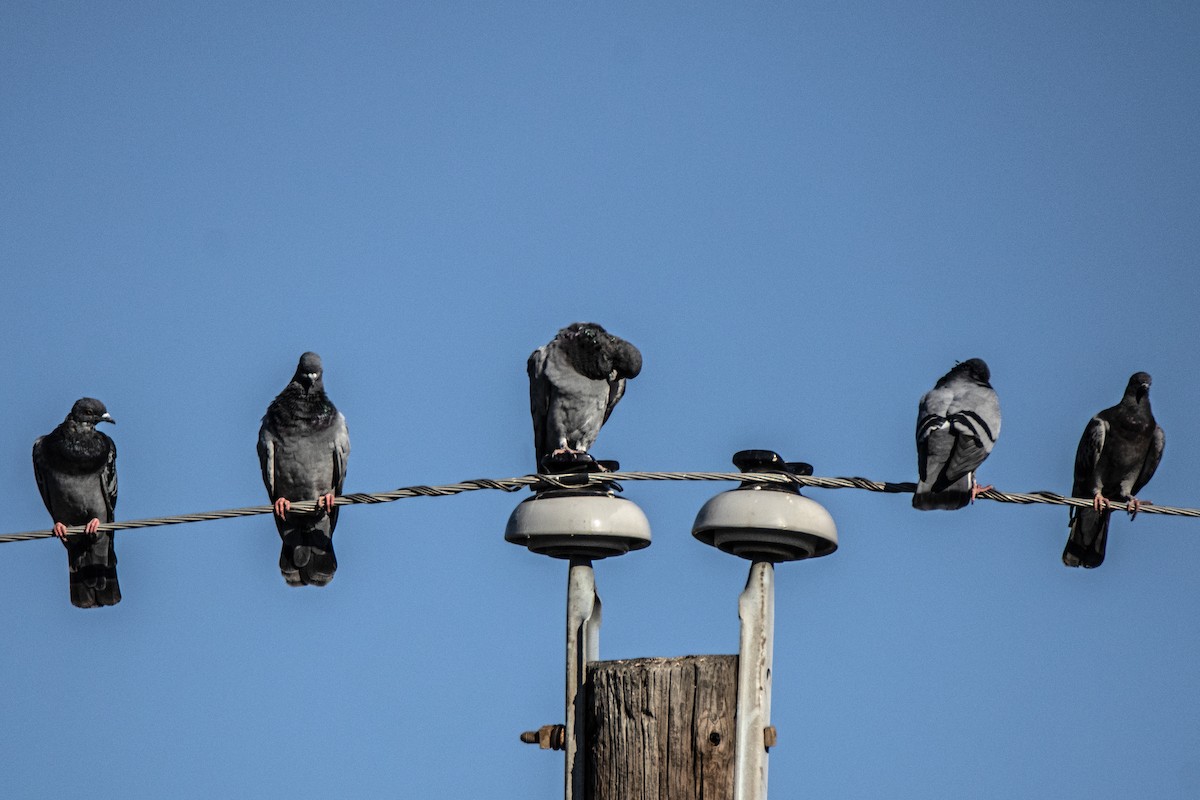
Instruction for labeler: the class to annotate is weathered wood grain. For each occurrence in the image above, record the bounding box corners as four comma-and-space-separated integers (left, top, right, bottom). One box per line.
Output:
587, 655, 736, 800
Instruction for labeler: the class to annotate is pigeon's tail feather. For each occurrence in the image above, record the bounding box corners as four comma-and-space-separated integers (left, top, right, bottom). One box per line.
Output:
279, 544, 305, 586
1063, 508, 1110, 568
299, 529, 337, 587
66, 533, 121, 608
279, 526, 337, 587
912, 474, 973, 511
912, 489, 971, 510
279, 528, 307, 586
70, 573, 119, 608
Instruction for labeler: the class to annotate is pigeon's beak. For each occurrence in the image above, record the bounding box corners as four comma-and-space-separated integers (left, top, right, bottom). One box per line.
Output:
1137, 382, 1150, 400
100, 413, 116, 425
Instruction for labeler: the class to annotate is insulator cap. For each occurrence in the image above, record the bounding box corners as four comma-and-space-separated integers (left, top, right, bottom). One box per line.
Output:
692, 450, 838, 562
505, 491, 651, 560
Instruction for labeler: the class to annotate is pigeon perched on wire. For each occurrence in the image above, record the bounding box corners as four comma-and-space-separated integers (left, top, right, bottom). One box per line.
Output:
528, 322, 642, 470
913, 358, 1001, 510
32, 398, 120, 608
258, 352, 350, 587
1063, 372, 1164, 569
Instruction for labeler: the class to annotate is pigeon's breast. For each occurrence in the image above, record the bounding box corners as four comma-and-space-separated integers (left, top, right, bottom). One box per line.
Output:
1100, 422, 1153, 472
545, 355, 609, 448
272, 433, 340, 498
39, 469, 108, 525
43, 432, 110, 475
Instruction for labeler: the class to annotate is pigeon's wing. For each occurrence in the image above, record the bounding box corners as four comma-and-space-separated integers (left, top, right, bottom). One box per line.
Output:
527, 346, 551, 466
941, 426, 987, 486
942, 385, 1001, 484
257, 421, 278, 500
915, 415, 948, 484
332, 413, 350, 495
915, 385, 954, 483
1072, 415, 1106, 498
100, 435, 117, 523
603, 377, 626, 425
31, 437, 56, 519
913, 378, 1000, 495
1132, 424, 1164, 496
328, 413, 350, 531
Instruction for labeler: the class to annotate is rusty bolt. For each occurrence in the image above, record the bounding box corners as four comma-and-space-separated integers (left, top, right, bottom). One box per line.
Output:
763, 725, 778, 749
520, 724, 567, 750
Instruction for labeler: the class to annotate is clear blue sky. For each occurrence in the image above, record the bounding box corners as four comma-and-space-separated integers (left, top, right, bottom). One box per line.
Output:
2, 2, 1198, 798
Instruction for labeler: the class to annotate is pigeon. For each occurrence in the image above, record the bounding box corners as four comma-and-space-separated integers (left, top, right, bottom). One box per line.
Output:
913, 358, 1001, 510
32, 398, 120, 608
1063, 372, 1164, 569
258, 352, 350, 587
528, 322, 642, 470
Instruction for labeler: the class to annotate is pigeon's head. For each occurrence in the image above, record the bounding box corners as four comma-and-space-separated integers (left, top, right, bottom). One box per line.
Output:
946, 358, 990, 386
1126, 372, 1152, 402
611, 336, 642, 380
292, 352, 325, 392
559, 322, 642, 381
67, 397, 115, 427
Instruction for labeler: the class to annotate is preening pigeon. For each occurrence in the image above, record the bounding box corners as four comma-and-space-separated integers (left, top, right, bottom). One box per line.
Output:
32, 398, 120, 608
913, 358, 1001, 510
1063, 372, 1164, 569
528, 322, 642, 470
258, 352, 350, 587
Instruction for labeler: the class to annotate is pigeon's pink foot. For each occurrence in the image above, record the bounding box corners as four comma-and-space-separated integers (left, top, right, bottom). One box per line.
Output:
84, 518, 101, 535
1128, 497, 1151, 520
274, 498, 291, 519
969, 484, 993, 503
1092, 493, 1110, 512
318, 494, 336, 513
53, 522, 69, 541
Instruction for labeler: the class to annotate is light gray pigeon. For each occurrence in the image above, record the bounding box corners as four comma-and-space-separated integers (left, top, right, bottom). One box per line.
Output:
528, 322, 642, 470
1063, 372, 1164, 569
32, 398, 120, 608
913, 358, 1001, 510
258, 352, 350, 587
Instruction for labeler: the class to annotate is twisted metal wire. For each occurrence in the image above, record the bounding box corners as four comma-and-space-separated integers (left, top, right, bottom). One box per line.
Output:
3, 470, 1196, 544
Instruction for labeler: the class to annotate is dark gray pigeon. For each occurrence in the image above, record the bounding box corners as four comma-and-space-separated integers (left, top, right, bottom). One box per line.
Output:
913, 358, 1001, 510
528, 322, 642, 470
32, 398, 120, 608
1063, 372, 1164, 569
258, 352, 350, 587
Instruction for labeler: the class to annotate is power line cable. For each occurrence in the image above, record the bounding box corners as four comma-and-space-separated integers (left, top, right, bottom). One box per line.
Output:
3, 470, 1196, 544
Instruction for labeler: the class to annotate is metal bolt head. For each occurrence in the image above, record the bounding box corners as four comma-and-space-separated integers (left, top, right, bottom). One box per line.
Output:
519, 724, 567, 751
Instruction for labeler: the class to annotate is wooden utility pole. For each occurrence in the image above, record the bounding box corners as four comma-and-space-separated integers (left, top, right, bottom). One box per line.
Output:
587, 655, 738, 800
510, 450, 838, 800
